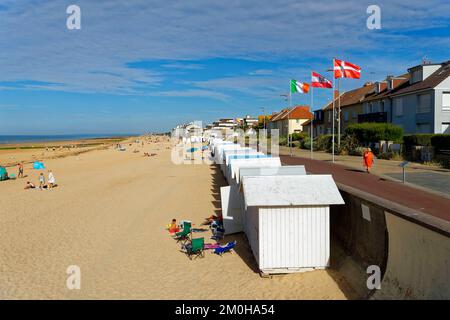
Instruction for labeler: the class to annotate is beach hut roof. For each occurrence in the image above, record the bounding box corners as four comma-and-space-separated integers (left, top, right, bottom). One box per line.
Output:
243, 175, 344, 207
230, 158, 282, 181
239, 165, 306, 184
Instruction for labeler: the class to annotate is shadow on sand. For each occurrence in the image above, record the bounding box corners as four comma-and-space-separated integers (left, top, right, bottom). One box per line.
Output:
209, 163, 363, 299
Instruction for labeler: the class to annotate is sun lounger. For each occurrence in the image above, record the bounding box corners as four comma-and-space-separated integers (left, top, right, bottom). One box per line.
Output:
213, 240, 237, 256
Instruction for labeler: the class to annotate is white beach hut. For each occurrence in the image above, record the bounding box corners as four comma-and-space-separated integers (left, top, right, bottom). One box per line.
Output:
221, 165, 306, 236
241, 175, 345, 274
238, 165, 306, 185
221, 148, 257, 174
229, 157, 281, 184
214, 143, 242, 164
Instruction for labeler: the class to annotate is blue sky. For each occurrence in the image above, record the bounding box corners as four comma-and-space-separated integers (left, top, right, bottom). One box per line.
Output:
0, 0, 449, 134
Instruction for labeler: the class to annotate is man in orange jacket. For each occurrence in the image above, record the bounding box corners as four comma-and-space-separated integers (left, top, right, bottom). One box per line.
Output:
363, 148, 374, 173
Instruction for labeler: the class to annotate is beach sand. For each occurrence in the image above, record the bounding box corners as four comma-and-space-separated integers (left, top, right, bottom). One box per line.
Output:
0, 137, 356, 299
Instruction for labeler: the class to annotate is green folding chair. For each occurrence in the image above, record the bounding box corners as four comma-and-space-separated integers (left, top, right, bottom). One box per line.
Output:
174, 221, 192, 244
186, 237, 205, 260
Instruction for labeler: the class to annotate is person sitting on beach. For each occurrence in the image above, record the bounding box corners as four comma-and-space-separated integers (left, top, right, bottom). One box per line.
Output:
168, 219, 180, 233
24, 181, 36, 189
39, 172, 45, 190
48, 170, 56, 189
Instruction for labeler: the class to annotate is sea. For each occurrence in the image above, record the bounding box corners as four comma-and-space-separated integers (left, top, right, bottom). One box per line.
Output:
0, 134, 138, 145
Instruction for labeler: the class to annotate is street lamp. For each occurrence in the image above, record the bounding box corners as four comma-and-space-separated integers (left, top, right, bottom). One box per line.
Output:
260, 106, 266, 129
280, 93, 293, 156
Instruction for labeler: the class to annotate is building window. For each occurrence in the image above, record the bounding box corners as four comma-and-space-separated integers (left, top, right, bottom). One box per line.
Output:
443, 93, 450, 112
352, 111, 357, 119
344, 111, 349, 121
442, 123, 450, 134
328, 111, 332, 123
380, 101, 385, 112
416, 123, 431, 133
417, 93, 431, 114
296, 119, 300, 124
394, 98, 403, 116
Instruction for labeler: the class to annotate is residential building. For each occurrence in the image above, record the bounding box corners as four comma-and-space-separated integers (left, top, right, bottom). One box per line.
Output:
243, 115, 259, 127
359, 75, 410, 126
388, 61, 450, 134
268, 106, 313, 136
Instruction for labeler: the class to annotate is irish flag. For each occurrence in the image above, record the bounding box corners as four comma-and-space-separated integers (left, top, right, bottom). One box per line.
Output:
290, 79, 310, 94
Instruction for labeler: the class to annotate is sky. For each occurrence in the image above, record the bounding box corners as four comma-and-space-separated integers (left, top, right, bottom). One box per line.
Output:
0, 0, 449, 134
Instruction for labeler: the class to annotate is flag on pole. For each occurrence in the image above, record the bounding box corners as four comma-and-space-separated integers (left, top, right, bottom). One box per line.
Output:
334, 59, 361, 79
311, 72, 333, 88
290, 79, 310, 94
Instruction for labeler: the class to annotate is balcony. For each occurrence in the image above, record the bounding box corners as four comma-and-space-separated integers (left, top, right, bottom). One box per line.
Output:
358, 112, 387, 123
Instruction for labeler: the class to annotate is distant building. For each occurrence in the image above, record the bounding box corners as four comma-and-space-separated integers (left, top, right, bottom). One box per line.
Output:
243, 115, 259, 127
268, 106, 313, 136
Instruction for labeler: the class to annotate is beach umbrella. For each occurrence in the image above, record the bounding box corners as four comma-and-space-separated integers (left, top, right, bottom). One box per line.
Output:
33, 161, 45, 170
186, 147, 198, 153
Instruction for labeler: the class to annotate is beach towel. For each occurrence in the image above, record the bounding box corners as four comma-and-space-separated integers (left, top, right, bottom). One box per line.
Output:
204, 243, 221, 250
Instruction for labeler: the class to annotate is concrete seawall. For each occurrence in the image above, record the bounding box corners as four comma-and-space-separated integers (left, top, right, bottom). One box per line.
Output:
331, 183, 450, 299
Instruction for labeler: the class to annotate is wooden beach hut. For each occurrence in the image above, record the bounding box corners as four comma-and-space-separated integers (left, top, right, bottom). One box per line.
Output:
220, 165, 306, 235
241, 175, 344, 274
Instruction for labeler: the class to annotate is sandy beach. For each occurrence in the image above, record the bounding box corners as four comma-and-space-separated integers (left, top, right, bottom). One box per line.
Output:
0, 137, 356, 299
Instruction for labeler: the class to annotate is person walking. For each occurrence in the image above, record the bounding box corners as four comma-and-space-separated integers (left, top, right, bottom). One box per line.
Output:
39, 172, 45, 190
48, 170, 56, 189
18, 163, 24, 178
363, 148, 374, 173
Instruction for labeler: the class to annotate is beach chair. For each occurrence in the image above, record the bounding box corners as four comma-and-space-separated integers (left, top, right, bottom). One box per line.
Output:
213, 241, 237, 256
186, 237, 205, 260
174, 221, 192, 243
211, 226, 225, 241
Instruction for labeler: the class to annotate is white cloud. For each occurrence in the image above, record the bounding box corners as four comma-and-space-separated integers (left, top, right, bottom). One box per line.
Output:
0, 0, 448, 97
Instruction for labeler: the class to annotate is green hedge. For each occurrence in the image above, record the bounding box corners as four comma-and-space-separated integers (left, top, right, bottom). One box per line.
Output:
316, 134, 333, 152
431, 134, 450, 152
403, 134, 434, 147
345, 123, 403, 143
403, 134, 450, 152
291, 132, 308, 142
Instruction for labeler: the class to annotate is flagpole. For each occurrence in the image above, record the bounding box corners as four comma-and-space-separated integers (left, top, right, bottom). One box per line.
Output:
289, 81, 292, 157
310, 81, 314, 159
337, 77, 341, 149
332, 59, 335, 163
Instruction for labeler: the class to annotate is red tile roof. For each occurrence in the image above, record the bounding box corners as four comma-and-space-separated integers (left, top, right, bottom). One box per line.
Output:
270, 106, 313, 121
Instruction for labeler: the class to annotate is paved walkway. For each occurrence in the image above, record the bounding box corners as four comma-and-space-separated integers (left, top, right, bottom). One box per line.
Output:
280, 155, 450, 222
279, 147, 450, 197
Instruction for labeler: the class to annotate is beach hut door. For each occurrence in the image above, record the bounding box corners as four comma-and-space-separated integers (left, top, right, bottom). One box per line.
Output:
220, 185, 244, 234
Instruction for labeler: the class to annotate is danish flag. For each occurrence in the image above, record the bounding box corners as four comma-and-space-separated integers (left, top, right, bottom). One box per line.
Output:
334, 59, 361, 79
311, 72, 333, 88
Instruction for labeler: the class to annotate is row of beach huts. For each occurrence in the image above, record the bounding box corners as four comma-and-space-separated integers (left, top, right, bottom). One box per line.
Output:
208, 138, 345, 275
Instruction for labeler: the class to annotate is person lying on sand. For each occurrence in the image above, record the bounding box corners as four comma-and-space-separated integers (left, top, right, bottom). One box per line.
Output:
24, 181, 36, 189
202, 215, 218, 225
